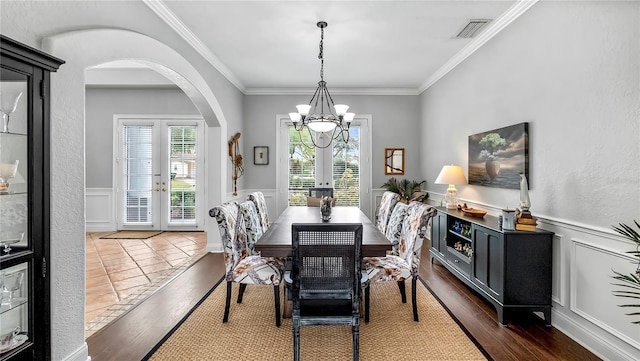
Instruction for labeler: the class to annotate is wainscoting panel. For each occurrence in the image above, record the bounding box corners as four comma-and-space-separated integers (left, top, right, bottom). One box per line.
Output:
571, 239, 639, 350
552, 234, 565, 306
86, 188, 114, 232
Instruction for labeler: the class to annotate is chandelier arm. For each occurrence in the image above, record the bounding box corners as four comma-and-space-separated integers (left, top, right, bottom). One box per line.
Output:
330, 126, 346, 143
324, 86, 337, 109
311, 85, 322, 119
298, 128, 316, 150
307, 85, 321, 111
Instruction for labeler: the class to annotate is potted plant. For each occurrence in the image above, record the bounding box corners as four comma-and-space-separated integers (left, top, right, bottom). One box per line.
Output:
381, 177, 428, 203
611, 220, 640, 324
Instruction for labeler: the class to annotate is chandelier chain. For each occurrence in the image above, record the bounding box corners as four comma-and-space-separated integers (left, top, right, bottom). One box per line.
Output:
319, 25, 324, 81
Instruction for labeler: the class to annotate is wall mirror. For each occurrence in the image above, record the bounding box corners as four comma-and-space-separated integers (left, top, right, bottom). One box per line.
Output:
384, 148, 404, 175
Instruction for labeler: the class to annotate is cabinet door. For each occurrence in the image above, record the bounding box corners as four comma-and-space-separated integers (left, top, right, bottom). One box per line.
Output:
430, 212, 447, 255
471, 224, 504, 302
1, 35, 62, 361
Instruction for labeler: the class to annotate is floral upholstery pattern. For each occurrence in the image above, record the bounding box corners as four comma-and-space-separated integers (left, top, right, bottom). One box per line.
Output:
385, 202, 409, 255
248, 191, 270, 231
209, 201, 282, 285
365, 202, 437, 282
376, 191, 400, 235
239, 200, 263, 256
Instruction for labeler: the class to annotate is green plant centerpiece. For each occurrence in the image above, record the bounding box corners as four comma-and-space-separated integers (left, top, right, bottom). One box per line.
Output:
611, 220, 640, 324
381, 177, 428, 203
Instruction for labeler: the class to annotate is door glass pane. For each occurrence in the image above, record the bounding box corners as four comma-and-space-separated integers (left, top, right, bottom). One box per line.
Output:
333, 127, 360, 207
123, 126, 153, 224
0, 262, 29, 353
0, 77, 29, 253
169, 126, 197, 224
288, 127, 316, 206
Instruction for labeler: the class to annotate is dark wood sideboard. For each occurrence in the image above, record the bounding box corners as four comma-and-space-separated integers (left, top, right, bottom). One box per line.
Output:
429, 206, 553, 326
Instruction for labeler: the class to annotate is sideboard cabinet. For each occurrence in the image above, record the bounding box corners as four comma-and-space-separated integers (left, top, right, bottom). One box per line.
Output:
0, 35, 64, 361
429, 207, 553, 326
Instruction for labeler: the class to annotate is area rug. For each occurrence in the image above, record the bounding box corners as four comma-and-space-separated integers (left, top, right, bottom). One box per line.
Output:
148, 280, 487, 360
100, 231, 163, 239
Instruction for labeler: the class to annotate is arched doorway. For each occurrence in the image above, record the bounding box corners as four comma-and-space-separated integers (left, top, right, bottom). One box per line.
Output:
43, 28, 229, 357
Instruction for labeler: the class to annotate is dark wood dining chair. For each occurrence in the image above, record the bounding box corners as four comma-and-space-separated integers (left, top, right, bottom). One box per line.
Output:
290, 223, 363, 361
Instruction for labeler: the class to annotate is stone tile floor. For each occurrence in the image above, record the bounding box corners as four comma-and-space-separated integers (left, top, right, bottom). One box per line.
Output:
85, 231, 208, 338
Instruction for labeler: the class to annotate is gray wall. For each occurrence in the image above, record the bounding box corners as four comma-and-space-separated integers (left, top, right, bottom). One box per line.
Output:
420, 0, 639, 229
243, 94, 422, 190
420, 3, 640, 357
85, 87, 200, 188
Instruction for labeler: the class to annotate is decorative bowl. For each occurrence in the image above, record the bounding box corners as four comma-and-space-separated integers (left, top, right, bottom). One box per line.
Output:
461, 208, 487, 218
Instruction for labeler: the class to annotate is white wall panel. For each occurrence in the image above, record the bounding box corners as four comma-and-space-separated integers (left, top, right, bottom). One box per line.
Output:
85, 188, 115, 232
571, 240, 639, 350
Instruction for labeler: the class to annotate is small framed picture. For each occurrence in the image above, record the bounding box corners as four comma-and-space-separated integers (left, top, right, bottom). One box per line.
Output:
253, 146, 269, 165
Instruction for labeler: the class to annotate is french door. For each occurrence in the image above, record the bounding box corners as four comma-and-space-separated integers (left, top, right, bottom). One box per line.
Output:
115, 117, 204, 231
281, 115, 371, 213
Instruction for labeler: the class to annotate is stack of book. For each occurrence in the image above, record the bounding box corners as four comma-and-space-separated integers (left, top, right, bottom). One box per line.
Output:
516, 212, 537, 231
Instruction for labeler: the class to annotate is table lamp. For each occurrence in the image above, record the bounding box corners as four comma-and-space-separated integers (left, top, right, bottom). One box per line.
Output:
434, 165, 467, 209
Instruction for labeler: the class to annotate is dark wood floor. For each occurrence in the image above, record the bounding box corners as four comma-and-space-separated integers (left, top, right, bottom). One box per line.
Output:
87, 249, 600, 361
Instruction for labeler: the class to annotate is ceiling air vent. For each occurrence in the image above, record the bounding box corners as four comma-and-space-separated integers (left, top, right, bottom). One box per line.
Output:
455, 19, 492, 39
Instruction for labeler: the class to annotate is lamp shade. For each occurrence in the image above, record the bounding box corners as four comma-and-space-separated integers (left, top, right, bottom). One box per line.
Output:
289, 112, 302, 122
307, 120, 337, 133
333, 104, 349, 116
296, 104, 311, 116
434, 165, 467, 185
343, 112, 355, 122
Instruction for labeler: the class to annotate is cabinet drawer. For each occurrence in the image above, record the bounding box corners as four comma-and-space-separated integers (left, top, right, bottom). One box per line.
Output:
447, 247, 471, 277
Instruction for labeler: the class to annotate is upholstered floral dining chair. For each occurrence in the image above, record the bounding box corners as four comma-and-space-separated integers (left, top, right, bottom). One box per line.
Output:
364, 201, 436, 322
239, 200, 263, 256
385, 202, 409, 255
248, 191, 270, 231
209, 201, 284, 327
376, 191, 400, 235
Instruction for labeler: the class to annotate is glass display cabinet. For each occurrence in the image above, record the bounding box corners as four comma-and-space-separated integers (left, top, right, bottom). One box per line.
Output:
0, 35, 64, 361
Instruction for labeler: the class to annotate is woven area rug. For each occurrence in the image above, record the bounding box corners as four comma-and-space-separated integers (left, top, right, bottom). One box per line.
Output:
100, 231, 163, 239
149, 280, 487, 360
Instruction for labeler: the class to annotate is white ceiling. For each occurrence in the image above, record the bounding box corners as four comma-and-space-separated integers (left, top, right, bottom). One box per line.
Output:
80, 1, 535, 94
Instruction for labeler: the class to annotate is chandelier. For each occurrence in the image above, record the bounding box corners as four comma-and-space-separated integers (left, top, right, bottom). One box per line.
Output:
289, 21, 355, 149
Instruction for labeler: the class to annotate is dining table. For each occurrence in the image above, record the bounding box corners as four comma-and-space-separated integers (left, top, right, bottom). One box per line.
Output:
255, 206, 391, 318
255, 206, 392, 258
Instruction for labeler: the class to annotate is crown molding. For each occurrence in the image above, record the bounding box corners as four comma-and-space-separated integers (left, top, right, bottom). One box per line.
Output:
244, 87, 421, 96
143, 0, 536, 97
142, 0, 246, 93
418, 0, 538, 94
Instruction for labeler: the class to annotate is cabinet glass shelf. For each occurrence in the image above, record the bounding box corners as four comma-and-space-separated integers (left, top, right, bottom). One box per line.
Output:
0, 298, 27, 314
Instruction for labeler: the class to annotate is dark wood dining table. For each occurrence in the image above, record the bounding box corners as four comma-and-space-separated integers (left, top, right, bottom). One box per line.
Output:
255, 206, 391, 258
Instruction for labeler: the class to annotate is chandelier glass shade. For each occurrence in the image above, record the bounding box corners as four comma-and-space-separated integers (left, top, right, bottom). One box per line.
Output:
289, 21, 355, 149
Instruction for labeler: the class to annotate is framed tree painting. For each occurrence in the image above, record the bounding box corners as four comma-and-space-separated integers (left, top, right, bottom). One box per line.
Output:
468, 122, 528, 189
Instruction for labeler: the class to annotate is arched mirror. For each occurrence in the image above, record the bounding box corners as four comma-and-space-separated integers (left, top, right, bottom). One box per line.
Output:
384, 148, 404, 175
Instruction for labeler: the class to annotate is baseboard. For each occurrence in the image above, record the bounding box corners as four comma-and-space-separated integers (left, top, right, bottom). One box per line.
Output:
61, 342, 89, 361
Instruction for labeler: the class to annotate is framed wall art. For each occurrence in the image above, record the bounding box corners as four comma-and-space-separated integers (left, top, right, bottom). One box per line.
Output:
253, 146, 269, 165
468, 122, 528, 189
384, 148, 404, 175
